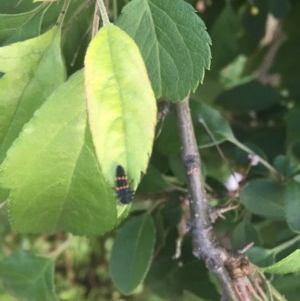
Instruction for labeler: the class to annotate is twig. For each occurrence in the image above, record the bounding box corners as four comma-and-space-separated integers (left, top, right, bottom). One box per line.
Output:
254, 21, 286, 86
92, 0, 110, 38
175, 96, 240, 301
46, 234, 73, 258
92, 2, 100, 38
96, 0, 110, 25
55, 0, 72, 28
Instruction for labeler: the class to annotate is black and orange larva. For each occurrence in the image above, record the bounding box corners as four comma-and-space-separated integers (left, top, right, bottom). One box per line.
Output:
115, 165, 133, 204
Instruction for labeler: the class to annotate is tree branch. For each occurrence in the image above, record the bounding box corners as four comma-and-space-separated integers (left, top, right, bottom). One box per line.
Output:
175, 97, 240, 301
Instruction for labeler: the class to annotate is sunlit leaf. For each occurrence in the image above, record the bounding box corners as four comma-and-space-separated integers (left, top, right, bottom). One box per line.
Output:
0, 27, 65, 164
262, 249, 300, 274
85, 23, 156, 189
0, 71, 117, 235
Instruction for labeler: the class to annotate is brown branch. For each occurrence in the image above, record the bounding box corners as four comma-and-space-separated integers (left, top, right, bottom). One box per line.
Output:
175, 97, 240, 301
175, 97, 289, 301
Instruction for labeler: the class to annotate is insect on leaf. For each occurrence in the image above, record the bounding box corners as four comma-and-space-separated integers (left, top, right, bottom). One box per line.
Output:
84, 23, 157, 189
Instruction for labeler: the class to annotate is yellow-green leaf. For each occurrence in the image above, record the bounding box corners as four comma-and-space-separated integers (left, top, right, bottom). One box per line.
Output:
0, 27, 65, 163
0, 71, 117, 235
84, 24, 156, 189
262, 249, 300, 274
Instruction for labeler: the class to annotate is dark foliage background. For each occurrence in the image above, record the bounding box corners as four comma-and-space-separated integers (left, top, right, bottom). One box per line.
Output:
0, 0, 300, 300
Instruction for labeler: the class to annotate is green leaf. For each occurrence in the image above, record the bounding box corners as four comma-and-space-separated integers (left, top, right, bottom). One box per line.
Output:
145, 256, 176, 293
137, 164, 173, 194
117, 0, 211, 101
273, 155, 298, 177
61, 0, 95, 73
246, 246, 275, 267
210, 4, 239, 71
240, 179, 285, 220
155, 101, 234, 153
84, 23, 156, 189
290, 140, 300, 162
216, 80, 282, 113
146, 294, 168, 301
168, 154, 189, 183
219, 55, 249, 88
232, 221, 261, 250
284, 180, 300, 233
110, 214, 156, 295
269, 0, 290, 19
0, 71, 118, 235
161, 199, 182, 228
286, 106, 300, 147
193, 72, 224, 103
262, 249, 300, 274
174, 261, 219, 300
0, 250, 59, 301
273, 275, 300, 301
0, 5, 46, 45
0, 188, 9, 203
0, 293, 17, 301
0, 27, 66, 164
191, 101, 235, 148
0, 1, 38, 14
194, 101, 278, 175
155, 112, 181, 155
183, 291, 212, 301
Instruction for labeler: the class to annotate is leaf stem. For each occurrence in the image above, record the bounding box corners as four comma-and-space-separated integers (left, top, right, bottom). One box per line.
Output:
56, 0, 72, 28
270, 235, 300, 255
231, 138, 280, 178
96, 0, 110, 26
92, 2, 100, 37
